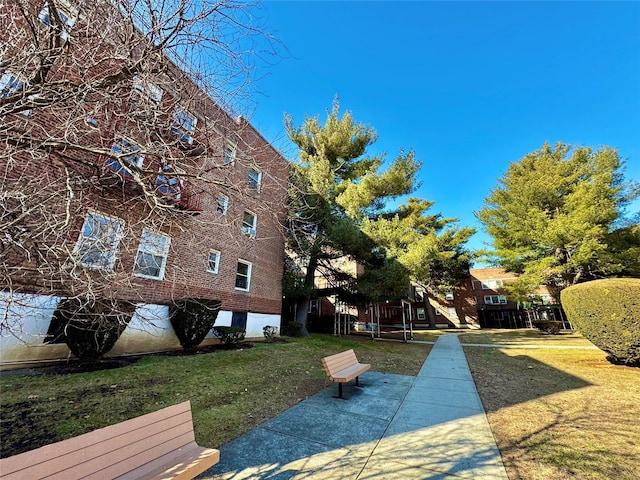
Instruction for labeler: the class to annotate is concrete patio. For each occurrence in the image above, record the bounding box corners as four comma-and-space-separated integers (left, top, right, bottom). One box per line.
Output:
199, 334, 508, 479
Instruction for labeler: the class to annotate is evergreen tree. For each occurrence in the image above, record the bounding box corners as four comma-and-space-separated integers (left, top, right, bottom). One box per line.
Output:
476, 142, 639, 289
284, 100, 419, 334
362, 198, 476, 296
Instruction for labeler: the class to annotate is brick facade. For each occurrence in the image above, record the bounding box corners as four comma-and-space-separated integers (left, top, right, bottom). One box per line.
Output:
1, 0, 288, 365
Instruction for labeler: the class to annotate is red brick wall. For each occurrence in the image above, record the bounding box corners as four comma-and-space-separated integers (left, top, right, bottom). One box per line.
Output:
1, 0, 288, 316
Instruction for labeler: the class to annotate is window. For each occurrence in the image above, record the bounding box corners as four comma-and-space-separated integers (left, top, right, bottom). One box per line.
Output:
207, 250, 220, 274
224, 135, 237, 164
248, 168, 261, 191
73, 212, 124, 270
107, 136, 144, 176
242, 210, 256, 238
231, 311, 247, 329
481, 279, 503, 289
309, 299, 319, 313
132, 76, 163, 107
133, 229, 170, 279
171, 109, 197, 144
484, 295, 507, 305
0, 72, 32, 116
235, 260, 252, 290
38, 1, 77, 43
0, 72, 27, 99
435, 308, 442, 316
155, 164, 182, 200
445, 292, 454, 301
416, 308, 426, 321
216, 194, 228, 214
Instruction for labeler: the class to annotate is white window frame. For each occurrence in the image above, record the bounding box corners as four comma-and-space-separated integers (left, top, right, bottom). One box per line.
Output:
38, 1, 77, 43
481, 279, 504, 289
242, 210, 256, 238
224, 135, 237, 164
308, 299, 319, 313
248, 168, 261, 191
484, 295, 507, 305
133, 229, 170, 280
73, 211, 125, 270
0, 71, 32, 117
171, 108, 197, 144
132, 76, 163, 107
216, 194, 228, 214
0, 72, 27, 99
108, 136, 144, 176
235, 259, 252, 291
155, 164, 183, 200
207, 250, 221, 274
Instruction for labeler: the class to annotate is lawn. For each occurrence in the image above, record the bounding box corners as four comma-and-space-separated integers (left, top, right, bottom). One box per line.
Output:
463, 331, 640, 480
2, 330, 638, 480
0, 334, 429, 458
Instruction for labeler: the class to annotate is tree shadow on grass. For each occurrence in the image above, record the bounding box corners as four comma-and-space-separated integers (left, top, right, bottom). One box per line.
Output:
466, 347, 640, 480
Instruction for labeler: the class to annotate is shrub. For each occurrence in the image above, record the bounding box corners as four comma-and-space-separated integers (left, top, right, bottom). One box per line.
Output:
212, 326, 246, 346
170, 299, 221, 354
561, 278, 640, 367
532, 320, 562, 334
263, 325, 278, 342
55, 298, 135, 362
285, 321, 304, 337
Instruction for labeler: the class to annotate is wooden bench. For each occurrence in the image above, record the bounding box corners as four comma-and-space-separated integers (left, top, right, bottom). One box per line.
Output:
321, 349, 371, 399
0, 401, 219, 480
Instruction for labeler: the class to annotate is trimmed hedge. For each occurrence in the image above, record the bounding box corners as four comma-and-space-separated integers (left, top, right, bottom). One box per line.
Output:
170, 298, 221, 353
561, 278, 640, 367
54, 298, 135, 362
212, 326, 246, 346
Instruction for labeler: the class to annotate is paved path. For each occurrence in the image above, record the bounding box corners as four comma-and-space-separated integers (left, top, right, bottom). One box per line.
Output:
199, 334, 508, 479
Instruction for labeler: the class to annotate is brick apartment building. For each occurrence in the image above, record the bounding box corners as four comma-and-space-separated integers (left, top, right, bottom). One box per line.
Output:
0, 0, 288, 367
427, 267, 568, 329
295, 261, 568, 335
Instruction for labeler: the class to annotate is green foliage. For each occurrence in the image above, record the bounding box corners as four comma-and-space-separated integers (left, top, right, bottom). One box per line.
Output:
561, 278, 640, 366
284, 322, 305, 337
285, 99, 422, 326
286, 100, 475, 324
476, 142, 638, 288
532, 320, 562, 335
55, 298, 135, 362
170, 299, 222, 353
212, 326, 246, 346
362, 198, 475, 294
263, 325, 278, 342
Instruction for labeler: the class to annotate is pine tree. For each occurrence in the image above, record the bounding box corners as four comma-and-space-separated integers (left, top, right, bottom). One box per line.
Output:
476, 142, 639, 289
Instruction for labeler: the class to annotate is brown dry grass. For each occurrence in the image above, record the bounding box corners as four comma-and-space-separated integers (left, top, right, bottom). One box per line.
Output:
464, 334, 640, 480
460, 328, 595, 346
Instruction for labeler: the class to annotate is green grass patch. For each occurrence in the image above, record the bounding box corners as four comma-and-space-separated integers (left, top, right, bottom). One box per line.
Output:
1, 334, 429, 457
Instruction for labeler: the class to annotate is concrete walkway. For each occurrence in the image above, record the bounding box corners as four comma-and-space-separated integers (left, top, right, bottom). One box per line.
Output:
199, 334, 508, 479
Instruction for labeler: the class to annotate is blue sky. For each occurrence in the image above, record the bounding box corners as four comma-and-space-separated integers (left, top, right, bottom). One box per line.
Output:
245, 1, 640, 256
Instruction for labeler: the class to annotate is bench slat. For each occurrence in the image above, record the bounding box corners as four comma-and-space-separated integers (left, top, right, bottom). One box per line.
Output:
0, 403, 192, 477
119, 443, 220, 480
0, 401, 219, 480
327, 363, 370, 382
321, 349, 360, 376
321, 348, 371, 401
80, 431, 197, 480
